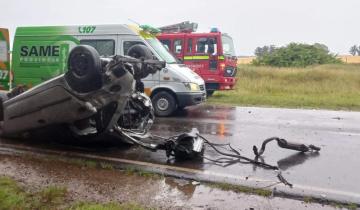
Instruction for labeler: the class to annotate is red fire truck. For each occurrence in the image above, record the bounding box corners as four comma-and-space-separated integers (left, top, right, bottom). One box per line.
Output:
157, 21, 237, 96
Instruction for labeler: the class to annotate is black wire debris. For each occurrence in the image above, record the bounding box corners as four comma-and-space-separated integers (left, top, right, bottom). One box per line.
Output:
166, 134, 319, 187
198, 135, 279, 170
200, 135, 320, 187
120, 128, 321, 188
253, 137, 321, 157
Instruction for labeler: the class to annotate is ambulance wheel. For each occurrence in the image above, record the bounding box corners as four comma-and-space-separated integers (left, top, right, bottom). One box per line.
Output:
127, 44, 153, 60
65, 45, 102, 93
152, 91, 177, 117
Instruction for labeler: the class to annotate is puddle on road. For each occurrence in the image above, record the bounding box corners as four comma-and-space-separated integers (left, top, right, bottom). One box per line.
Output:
0, 154, 337, 210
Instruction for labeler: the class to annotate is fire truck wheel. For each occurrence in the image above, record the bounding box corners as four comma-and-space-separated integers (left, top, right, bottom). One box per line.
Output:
127, 44, 153, 60
65, 45, 102, 93
152, 91, 177, 117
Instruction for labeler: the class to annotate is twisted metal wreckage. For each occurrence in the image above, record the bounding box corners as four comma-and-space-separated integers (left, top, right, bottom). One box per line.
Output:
0, 45, 320, 186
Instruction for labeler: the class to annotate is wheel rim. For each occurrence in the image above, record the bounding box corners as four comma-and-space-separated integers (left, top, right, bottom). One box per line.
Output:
157, 98, 169, 111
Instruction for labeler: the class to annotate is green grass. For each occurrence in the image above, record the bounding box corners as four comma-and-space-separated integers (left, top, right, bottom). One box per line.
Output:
99, 162, 114, 170
0, 176, 67, 209
0, 176, 28, 209
303, 196, 313, 203
330, 202, 358, 210
67, 159, 98, 169
124, 167, 163, 179
70, 202, 147, 210
208, 182, 272, 197
208, 64, 360, 110
0, 176, 148, 210
346, 203, 358, 210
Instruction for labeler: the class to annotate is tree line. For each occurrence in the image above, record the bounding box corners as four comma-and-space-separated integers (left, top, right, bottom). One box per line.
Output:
349, 45, 360, 56
252, 43, 341, 67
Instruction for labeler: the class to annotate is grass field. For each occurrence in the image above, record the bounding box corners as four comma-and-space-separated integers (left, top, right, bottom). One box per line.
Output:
338, 55, 360, 64
237, 56, 255, 64
237, 56, 360, 65
207, 64, 360, 111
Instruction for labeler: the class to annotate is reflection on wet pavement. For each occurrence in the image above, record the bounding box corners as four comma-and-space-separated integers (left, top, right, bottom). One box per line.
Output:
277, 152, 320, 171
1, 104, 360, 203
154, 105, 360, 196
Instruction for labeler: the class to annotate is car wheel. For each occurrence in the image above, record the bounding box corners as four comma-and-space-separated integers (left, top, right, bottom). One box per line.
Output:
152, 91, 177, 117
127, 44, 153, 60
65, 45, 102, 93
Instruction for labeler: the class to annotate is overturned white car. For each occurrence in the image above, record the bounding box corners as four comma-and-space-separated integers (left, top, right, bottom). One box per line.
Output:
0, 45, 205, 160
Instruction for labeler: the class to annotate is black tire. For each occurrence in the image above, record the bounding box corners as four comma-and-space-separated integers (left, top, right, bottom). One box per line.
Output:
152, 91, 177, 117
65, 45, 102, 93
206, 90, 215, 97
127, 44, 153, 60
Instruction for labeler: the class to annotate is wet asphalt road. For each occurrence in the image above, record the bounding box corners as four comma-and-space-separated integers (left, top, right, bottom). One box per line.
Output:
1, 104, 360, 203
108, 105, 360, 203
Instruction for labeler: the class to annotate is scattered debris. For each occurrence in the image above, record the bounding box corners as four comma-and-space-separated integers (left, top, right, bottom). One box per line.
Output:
253, 137, 320, 157
172, 179, 190, 187
277, 172, 293, 188
191, 181, 200, 186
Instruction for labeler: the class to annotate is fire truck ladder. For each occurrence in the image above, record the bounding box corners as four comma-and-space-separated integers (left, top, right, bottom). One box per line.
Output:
158, 21, 198, 33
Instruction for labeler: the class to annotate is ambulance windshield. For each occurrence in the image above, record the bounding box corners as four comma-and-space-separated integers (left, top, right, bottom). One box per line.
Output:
146, 38, 177, 64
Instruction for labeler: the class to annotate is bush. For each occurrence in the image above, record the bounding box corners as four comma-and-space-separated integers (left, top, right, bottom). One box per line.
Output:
252, 43, 341, 67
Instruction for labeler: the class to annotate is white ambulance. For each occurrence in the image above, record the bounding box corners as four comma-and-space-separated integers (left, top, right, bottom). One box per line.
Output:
9, 24, 206, 116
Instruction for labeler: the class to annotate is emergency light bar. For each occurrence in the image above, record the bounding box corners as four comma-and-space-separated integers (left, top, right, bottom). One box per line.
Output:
210, 27, 220, 33
140, 25, 161, 35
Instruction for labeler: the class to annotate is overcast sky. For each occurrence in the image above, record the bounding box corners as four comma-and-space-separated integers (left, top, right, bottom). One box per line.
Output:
1, 0, 359, 55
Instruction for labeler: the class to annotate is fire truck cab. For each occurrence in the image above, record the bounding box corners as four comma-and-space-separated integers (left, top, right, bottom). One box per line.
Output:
157, 22, 237, 96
